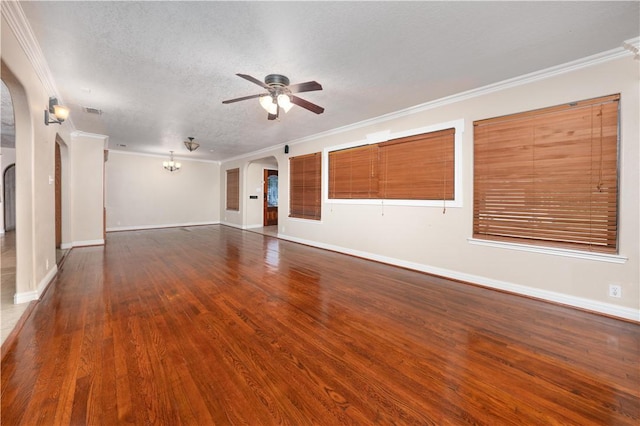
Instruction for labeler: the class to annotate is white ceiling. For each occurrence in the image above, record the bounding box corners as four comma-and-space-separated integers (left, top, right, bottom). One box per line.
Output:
5, 1, 640, 161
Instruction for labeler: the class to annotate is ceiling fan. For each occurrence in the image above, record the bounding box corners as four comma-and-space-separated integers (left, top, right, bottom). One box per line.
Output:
222, 74, 324, 120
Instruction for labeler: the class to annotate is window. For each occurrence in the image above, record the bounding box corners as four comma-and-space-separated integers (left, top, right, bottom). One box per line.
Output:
289, 152, 321, 220
328, 126, 457, 203
473, 94, 619, 254
226, 168, 239, 211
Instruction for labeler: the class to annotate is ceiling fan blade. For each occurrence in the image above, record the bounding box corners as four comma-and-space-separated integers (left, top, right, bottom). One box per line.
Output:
290, 95, 325, 114
222, 93, 265, 104
287, 81, 323, 94
237, 73, 270, 89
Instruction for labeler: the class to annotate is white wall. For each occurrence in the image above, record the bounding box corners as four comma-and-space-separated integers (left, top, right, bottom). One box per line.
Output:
1, 11, 73, 302
222, 54, 640, 321
69, 132, 106, 245
105, 151, 220, 231
0, 147, 16, 233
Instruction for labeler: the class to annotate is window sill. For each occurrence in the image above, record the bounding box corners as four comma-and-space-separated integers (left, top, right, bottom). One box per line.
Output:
288, 216, 322, 223
325, 199, 463, 208
467, 238, 627, 264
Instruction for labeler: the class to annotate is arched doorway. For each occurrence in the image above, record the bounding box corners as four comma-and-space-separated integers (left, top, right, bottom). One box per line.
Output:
2, 59, 33, 307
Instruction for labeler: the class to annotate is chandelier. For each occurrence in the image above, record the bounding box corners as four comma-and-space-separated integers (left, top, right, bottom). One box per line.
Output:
163, 151, 181, 172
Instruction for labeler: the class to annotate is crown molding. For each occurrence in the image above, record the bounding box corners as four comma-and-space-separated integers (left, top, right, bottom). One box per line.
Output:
622, 36, 639, 60
71, 130, 108, 140
1, 1, 77, 131
108, 149, 221, 164
302, 41, 637, 143
222, 37, 639, 164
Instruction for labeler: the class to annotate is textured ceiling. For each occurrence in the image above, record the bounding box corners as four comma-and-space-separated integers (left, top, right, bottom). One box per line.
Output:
10, 1, 640, 161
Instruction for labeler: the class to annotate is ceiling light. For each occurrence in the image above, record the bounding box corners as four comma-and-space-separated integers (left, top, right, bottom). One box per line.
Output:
44, 97, 70, 125
259, 95, 278, 115
184, 136, 200, 152
163, 151, 181, 172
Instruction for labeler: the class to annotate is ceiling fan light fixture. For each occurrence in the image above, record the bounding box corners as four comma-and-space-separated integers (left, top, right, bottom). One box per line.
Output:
277, 94, 293, 113
223, 73, 324, 119
259, 95, 278, 115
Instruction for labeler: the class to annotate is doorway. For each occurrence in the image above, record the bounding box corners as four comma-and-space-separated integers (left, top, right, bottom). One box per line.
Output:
55, 142, 61, 247
264, 169, 278, 226
3, 164, 16, 232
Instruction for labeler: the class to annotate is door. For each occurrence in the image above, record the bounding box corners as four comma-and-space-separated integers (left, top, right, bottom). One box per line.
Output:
263, 169, 278, 226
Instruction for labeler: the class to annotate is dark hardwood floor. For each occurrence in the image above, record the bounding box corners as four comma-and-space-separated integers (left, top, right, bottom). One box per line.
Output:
1, 225, 638, 425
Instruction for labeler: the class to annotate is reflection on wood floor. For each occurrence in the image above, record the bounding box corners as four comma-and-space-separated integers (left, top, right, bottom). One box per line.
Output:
0, 232, 69, 346
1, 225, 638, 424
246, 224, 278, 237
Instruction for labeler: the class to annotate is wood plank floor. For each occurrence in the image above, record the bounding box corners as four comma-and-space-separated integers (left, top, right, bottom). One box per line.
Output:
1, 225, 638, 425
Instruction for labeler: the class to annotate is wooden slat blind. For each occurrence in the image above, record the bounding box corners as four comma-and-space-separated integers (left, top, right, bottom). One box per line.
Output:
379, 129, 454, 200
328, 145, 378, 198
328, 128, 455, 200
290, 153, 321, 220
226, 168, 239, 211
473, 94, 619, 253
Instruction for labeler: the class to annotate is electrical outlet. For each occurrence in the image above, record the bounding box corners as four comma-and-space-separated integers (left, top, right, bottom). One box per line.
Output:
609, 284, 622, 298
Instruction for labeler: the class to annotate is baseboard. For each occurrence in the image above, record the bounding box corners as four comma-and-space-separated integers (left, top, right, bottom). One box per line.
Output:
277, 233, 640, 322
13, 264, 58, 304
60, 242, 72, 249
220, 221, 244, 230
106, 221, 219, 232
13, 290, 38, 304
36, 265, 57, 296
72, 239, 105, 247
245, 224, 264, 229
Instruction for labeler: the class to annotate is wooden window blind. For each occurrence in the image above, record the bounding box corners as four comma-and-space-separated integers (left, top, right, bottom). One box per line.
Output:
473, 94, 619, 253
226, 168, 239, 211
328, 128, 455, 200
289, 152, 321, 220
329, 144, 378, 198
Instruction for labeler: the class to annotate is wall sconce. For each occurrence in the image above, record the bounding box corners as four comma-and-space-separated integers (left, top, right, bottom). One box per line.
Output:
184, 137, 200, 152
163, 151, 181, 172
44, 97, 70, 125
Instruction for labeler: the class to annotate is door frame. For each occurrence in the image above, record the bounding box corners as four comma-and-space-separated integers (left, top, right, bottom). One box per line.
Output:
263, 169, 278, 226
